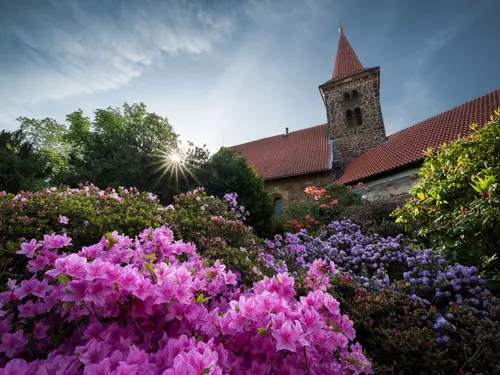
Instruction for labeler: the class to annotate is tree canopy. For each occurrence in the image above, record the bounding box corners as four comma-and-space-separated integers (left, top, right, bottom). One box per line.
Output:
0, 130, 51, 193
13, 103, 209, 201
195, 148, 274, 237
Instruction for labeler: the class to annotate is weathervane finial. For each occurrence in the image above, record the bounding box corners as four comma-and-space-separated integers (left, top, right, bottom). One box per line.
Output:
338, 16, 344, 33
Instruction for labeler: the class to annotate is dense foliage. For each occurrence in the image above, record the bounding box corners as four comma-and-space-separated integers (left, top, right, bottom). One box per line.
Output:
195, 148, 274, 237
331, 277, 500, 374
163, 188, 267, 284
394, 114, 500, 281
284, 184, 361, 233
341, 195, 407, 237
0, 130, 51, 194
0, 185, 168, 284
0, 227, 372, 374
263, 220, 500, 373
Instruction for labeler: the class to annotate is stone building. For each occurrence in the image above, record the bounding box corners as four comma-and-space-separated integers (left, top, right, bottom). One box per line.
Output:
231, 27, 500, 210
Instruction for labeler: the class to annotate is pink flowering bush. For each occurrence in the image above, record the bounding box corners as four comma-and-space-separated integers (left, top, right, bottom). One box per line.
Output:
0, 227, 372, 374
0, 185, 168, 284
164, 188, 268, 284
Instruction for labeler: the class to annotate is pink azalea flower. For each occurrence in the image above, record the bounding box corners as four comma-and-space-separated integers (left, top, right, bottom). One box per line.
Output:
17, 239, 41, 258
0, 330, 28, 358
59, 214, 69, 225
272, 321, 300, 352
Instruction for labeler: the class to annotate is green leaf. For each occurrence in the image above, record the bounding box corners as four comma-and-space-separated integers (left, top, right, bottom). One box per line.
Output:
257, 327, 269, 335
144, 263, 158, 284
58, 273, 70, 285
200, 368, 211, 375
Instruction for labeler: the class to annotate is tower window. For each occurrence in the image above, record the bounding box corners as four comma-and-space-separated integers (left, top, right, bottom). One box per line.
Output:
352, 90, 359, 98
274, 197, 284, 215
343, 92, 351, 101
346, 110, 354, 126
354, 107, 363, 125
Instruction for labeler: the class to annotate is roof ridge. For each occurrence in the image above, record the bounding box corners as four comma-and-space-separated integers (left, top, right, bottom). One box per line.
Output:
230, 123, 328, 149
389, 88, 500, 138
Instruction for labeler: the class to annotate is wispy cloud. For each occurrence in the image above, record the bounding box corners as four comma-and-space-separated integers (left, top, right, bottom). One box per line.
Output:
0, 0, 234, 127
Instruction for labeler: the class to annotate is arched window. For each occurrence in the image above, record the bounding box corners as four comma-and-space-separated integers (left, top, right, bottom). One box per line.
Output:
274, 197, 284, 215
354, 107, 362, 125
346, 110, 354, 126
343, 92, 351, 101
352, 90, 359, 98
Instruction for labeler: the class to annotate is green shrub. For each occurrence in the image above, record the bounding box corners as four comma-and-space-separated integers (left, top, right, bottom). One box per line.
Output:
284, 184, 361, 232
194, 148, 274, 237
330, 275, 500, 374
163, 188, 267, 284
342, 194, 408, 237
394, 113, 500, 281
0, 184, 168, 283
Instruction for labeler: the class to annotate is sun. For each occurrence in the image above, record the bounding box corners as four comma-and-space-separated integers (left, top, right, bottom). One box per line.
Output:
150, 147, 197, 189
169, 152, 182, 163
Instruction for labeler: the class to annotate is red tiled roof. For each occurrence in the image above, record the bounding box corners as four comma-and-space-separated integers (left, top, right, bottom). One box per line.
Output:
335, 88, 500, 184
333, 31, 363, 80
231, 124, 331, 180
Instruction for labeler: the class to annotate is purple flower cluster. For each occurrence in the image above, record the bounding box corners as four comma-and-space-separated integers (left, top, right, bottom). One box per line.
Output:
223, 193, 247, 221
0, 226, 372, 374
264, 220, 497, 314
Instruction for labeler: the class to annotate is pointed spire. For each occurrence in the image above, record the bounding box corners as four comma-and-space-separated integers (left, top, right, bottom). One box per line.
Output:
332, 26, 364, 80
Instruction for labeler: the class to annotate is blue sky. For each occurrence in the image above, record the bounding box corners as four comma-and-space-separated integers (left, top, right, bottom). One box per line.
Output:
1, 0, 499, 152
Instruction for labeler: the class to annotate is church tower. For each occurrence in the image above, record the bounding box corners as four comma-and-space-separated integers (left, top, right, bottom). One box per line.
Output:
319, 26, 386, 178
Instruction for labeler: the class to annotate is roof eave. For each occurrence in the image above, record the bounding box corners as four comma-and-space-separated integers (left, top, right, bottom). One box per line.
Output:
336, 159, 424, 185
264, 168, 332, 182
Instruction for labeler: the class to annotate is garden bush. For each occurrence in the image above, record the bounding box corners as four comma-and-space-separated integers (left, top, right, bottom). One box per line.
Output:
263, 221, 500, 373
194, 148, 274, 237
0, 227, 372, 374
0, 185, 168, 284
264, 220, 497, 313
284, 184, 361, 233
341, 194, 408, 237
394, 113, 500, 281
330, 276, 500, 374
163, 188, 267, 284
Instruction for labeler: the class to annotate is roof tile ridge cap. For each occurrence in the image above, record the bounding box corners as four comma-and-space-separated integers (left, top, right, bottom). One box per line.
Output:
388, 88, 500, 138
229, 124, 328, 148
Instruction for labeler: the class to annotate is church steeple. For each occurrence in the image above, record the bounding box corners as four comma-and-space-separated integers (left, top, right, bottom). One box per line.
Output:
332, 27, 364, 80
319, 26, 386, 178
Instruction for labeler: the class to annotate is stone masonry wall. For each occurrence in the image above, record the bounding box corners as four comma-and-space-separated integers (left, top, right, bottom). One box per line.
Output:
265, 171, 333, 204
322, 70, 386, 172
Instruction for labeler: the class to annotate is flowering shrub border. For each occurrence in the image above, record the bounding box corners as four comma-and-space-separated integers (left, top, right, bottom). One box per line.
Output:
0, 226, 372, 374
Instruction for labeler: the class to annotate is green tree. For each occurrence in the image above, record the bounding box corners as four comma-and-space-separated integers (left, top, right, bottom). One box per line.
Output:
0, 129, 51, 193
394, 112, 500, 282
16, 102, 208, 201
18, 117, 69, 179
195, 148, 274, 237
